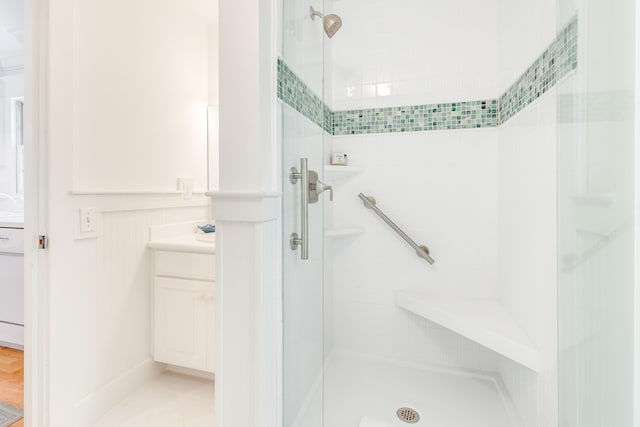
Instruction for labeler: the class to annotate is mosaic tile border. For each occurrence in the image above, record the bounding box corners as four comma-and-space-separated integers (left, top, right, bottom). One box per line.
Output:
277, 59, 331, 133
278, 16, 577, 135
332, 100, 498, 135
499, 16, 577, 124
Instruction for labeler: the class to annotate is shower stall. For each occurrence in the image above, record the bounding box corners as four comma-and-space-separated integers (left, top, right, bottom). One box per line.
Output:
279, 0, 638, 425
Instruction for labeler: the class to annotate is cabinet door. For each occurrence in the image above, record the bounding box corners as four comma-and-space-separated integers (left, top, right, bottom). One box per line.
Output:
154, 277, 209, 370
205, 294, 215, 373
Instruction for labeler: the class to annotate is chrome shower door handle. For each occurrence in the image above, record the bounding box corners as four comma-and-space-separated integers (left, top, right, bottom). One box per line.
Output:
289, 158, 309, 260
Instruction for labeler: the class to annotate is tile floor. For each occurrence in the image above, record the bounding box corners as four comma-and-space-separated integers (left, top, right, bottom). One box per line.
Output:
94, 372, 214, 427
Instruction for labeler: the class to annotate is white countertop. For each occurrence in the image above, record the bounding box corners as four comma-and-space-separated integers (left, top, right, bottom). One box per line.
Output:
148, 234, 216, 254
0, 211, 24, 228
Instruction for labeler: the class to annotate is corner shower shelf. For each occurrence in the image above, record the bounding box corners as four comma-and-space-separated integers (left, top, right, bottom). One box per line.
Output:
569, 192, 614, 207
323, 165, 362, 185
569, 193, 616, 236
324, 227, 365, 239
395, 290, 541, 372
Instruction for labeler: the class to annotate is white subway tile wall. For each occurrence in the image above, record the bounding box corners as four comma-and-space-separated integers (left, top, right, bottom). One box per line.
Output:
498, 89, 559, 427
278, 17, 577, 135
327, 129, 501, 370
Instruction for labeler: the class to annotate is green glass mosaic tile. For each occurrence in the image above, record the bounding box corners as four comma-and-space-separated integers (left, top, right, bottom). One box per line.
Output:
277, 15, 578, 135
331, 100, 498, 135
277, 59, 331, 133
499, 16, 577, 124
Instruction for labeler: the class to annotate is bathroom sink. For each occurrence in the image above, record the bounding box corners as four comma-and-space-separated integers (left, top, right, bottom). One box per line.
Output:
195, 233, 216, 244
0, 211, 23, 218
0, 211, 24, 228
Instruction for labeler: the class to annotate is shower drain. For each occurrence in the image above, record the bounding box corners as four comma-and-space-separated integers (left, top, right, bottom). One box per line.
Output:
396, 407, 420, 424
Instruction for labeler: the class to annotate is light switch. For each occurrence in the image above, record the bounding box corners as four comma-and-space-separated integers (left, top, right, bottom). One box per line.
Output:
177, 177, 194, 200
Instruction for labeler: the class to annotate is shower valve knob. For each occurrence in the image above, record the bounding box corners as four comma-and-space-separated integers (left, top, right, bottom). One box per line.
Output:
308, 170, 333, 203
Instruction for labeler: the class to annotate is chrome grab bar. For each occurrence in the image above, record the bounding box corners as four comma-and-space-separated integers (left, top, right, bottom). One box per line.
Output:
290, 158, 309, 259
358, 193, 435, 265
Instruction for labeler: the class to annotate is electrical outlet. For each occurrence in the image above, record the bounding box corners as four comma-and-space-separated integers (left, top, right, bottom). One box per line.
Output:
80, 208, 96, 233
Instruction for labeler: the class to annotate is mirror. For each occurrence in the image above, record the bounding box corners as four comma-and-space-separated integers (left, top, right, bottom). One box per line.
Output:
208, 105, 219, 192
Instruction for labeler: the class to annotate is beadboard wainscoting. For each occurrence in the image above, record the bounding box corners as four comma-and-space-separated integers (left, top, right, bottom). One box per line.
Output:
51, 197, 210, 425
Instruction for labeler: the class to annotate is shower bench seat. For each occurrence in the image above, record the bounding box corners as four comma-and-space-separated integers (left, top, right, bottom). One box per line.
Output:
395, 289, 541, 372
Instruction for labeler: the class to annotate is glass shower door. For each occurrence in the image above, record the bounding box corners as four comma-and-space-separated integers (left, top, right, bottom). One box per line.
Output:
557, 0, 637, 425
281, 1, 326, 426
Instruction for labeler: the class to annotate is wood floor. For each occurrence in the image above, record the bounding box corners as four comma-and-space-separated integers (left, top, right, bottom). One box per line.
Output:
0, 347, 24, 427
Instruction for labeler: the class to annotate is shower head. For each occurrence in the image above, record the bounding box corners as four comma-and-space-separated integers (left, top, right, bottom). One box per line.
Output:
310, 6, 343, 39
323, 14, 343, 38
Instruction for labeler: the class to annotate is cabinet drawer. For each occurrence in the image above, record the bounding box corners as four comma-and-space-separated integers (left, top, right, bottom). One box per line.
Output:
155, 251, 215, 281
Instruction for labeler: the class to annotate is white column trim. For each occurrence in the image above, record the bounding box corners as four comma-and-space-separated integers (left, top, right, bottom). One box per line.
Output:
217, 0, 280, 423
210, 191, 281, 222
213, 192, 282, 427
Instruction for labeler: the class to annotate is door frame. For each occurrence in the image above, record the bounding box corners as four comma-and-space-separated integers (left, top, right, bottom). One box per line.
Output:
23, 0, 49, 425
635, 3, 640, 423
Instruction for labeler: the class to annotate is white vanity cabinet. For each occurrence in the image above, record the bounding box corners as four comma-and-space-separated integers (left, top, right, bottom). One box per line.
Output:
150, 247, 216, 373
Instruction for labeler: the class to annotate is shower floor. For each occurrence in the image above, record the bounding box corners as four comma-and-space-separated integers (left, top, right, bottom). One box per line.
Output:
321, 352, 517, 427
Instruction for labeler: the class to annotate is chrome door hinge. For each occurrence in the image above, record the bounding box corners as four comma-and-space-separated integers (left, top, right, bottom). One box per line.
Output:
38, 235, 48, 249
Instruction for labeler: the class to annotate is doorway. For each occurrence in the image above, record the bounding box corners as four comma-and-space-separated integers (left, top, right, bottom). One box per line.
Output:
0, 0, 27, 425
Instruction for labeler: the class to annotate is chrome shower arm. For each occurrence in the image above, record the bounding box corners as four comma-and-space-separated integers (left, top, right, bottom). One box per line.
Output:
310, 5, 323, 20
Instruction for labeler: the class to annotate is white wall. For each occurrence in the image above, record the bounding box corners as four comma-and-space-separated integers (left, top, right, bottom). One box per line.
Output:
322, 1, 560, 426
70, 0, 216, 193
45, 0, 217, 425
498, 91, 558, 427
497, 0, 557, 93
208, 23, 219, 106
327, 0, 500, 111
327, 129, 501, 370
324, 0, 504, 370
282, 0, 324, 98
49, 202, 210, 425
496, 2, 558, 426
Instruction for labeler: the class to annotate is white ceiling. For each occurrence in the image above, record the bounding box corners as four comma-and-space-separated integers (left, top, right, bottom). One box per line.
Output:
0, 0, 24, 65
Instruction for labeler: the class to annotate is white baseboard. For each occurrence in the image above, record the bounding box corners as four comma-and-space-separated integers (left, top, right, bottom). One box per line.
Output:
165, 365, 215, 380
0, 322, 24, 348
71, 358, 164, 425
